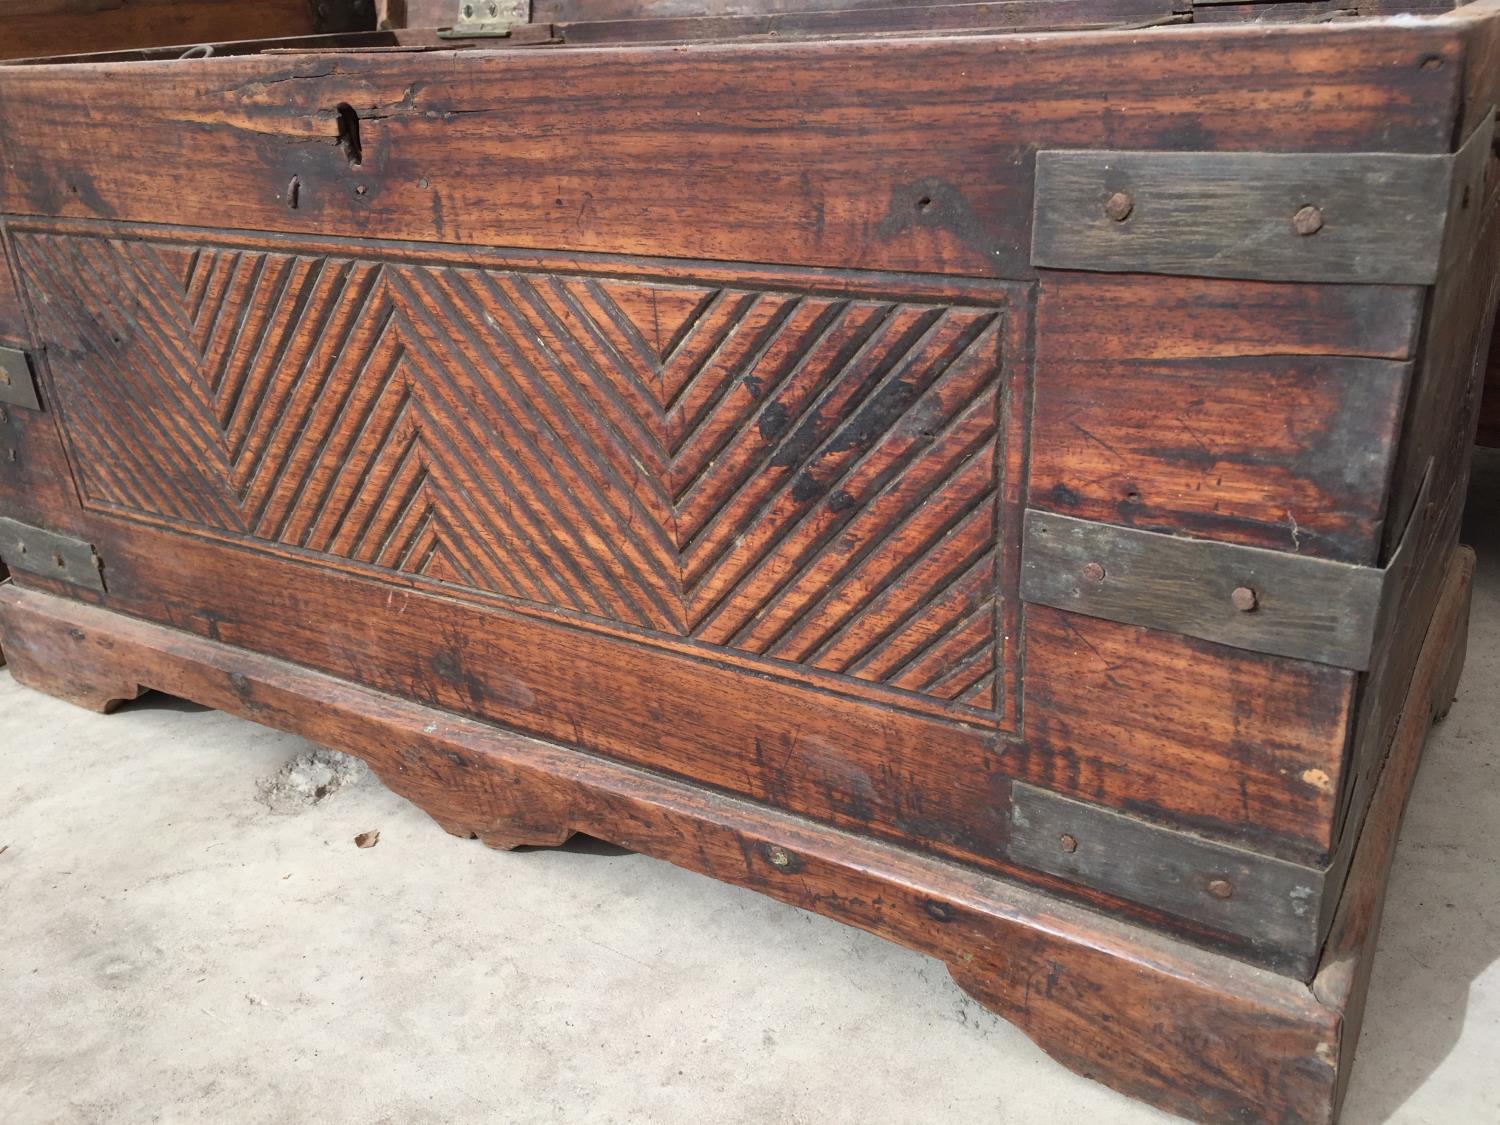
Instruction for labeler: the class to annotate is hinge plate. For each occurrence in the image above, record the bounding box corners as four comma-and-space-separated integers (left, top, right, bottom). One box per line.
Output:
438, 0, 529, 37
0, 347, 41, 411
0, 518, 106, 592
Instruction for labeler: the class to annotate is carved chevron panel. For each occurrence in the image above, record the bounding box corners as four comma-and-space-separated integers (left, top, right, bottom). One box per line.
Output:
13, 231, 1009, 717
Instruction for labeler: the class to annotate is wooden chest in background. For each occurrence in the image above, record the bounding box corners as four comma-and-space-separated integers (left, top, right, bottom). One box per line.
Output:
0, 0, 375, 61
0, 2, 1493, 1120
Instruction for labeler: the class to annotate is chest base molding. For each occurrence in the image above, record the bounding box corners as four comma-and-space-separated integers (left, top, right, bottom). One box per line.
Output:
0, 543, 1474, 1125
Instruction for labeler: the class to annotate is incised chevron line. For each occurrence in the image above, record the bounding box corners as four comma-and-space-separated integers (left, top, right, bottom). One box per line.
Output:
16, 232, 1006, 713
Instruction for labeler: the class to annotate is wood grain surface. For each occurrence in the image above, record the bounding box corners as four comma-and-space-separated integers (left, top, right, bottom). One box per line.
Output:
0, 24, 1466, 279
1017, 605, 1354, 864
0, 541, 1475, 1124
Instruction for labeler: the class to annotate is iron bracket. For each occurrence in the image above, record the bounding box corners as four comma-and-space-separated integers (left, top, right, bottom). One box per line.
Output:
0, 518, 106, 592
0, 346, 41, 411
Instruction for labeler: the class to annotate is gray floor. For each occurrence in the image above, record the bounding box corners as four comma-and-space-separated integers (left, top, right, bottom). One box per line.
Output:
2, 454, 1498, 1125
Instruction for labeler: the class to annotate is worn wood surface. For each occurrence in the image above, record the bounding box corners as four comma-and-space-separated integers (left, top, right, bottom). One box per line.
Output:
1312, 546, 1476, 1120
1481, 333, 1500, 447
0, 0, 370, 61
1336, 113, 1500, 871
0, 25, 1468, 281
1030, 279, 1414, 564
0, 0, 1490, 1013
1017, 605, 1354, 865
529, 0, 1185, 43
0, 539, 1474, 1124
1032, 148, 1455, 284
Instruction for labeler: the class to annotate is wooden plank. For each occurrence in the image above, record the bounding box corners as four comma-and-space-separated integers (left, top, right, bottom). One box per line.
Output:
0, 579, 1360, 1125
1032, 148, 1454, 283
59, 511, 1018, 873
1335, 113, 1500, 876
1313, 546, 1475, 1119
1480, 331, 1500, 447
1010, 782, 1327, 963
0, 23, 1467, 280
5, 540, 1464, 1122
1034, 272, 1423, 362
544, 0, 1181, 44
1021, 509, 1386, 668
0, 235, 25, 345
1030, 273, 1419, 566
0, 0, 353, 61
1017, 605, 1355, 864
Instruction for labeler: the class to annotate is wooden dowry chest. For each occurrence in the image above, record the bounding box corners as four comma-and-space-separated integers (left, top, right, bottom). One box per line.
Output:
0, 2, 1493, 1120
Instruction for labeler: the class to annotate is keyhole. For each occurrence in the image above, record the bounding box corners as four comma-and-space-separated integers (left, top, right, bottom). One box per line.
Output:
336, 104, 362, 167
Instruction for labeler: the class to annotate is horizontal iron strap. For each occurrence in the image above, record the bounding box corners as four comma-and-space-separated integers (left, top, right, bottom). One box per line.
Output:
1020, 509, 1391, 668
1010, 783, 1326, 961
1030, 148, 1454, 284
0, 346, 41, 411
0, 518, 106, 592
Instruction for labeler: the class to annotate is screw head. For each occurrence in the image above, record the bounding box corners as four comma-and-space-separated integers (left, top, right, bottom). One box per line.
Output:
1293, 205, 1324, 236
1103, 191, 1134, 222
1231, 586, 1259, 613
1207, 878, 1235, 900
768, 846, 792, 867
1059, 833, 1078, 853
1080, 562, 1106, 584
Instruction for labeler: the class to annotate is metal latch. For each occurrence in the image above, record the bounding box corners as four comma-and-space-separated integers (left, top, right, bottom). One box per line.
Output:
439, 0, 530, 37
0, 346, 41, 411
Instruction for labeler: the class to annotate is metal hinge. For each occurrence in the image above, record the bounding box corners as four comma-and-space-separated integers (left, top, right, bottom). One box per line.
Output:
0, 347, 41, 411
438, 0, 530, 37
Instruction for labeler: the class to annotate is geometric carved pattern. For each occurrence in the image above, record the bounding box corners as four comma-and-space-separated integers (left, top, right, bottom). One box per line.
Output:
13, 232, 1004, 715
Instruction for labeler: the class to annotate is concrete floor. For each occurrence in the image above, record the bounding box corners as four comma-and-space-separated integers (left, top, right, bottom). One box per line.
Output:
2, 454, 1498, 1125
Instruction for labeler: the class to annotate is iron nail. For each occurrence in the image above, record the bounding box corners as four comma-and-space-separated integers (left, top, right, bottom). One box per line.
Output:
1293, 205, 1323, 236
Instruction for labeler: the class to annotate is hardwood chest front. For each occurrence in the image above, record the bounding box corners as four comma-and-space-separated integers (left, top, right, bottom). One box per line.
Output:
0, 2, 1493, 1120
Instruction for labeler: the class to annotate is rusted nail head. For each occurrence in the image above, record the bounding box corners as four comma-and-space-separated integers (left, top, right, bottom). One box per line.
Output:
1059, 833, 1078, 853
768, 845, 792, 867
1293, 205, 1324, 236
1231, 586, 1259, 613
1207, 878, 1234, 900
1081, 562, 1106, 584
1104, 191, 1134, 222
